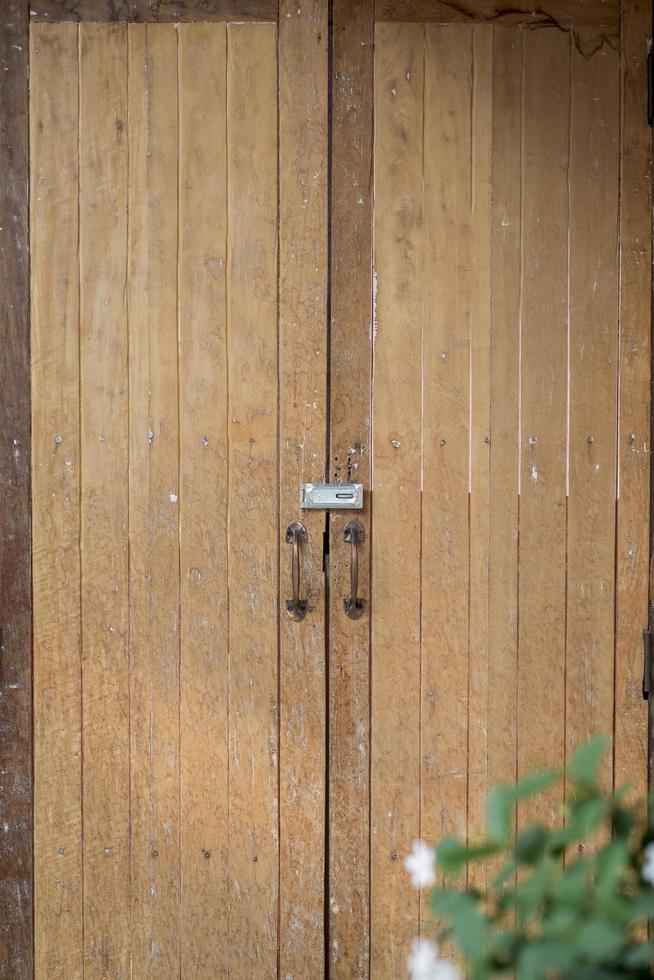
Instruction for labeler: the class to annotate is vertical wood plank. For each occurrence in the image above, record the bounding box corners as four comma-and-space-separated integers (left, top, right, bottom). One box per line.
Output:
614, 0, 651, 796
518, 28, 569, 823
488, 25, 521, 797
178, 22, 229, 978
421, 21, 472, 861
278, 2, 329, 975
566, 33, 619, 794
226, 22, 279, 979
31, 22, 83, 978
467, 24, 493, 877
0, 2, 32, 976
328, 1, 373, 976
79, 23, 130, 977
128, 24, 181, 977
371, 22, 423, 977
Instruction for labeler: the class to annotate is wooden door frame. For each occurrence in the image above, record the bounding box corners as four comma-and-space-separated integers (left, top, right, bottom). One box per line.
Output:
1, 1, 651, 976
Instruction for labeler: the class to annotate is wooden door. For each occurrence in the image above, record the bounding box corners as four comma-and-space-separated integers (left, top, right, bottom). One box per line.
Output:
359, 8, 652, 977
8, 1, 650, 979
29, 9, 328, 979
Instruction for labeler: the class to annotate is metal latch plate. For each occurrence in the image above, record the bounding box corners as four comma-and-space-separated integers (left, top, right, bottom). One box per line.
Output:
300, 483, 363, 510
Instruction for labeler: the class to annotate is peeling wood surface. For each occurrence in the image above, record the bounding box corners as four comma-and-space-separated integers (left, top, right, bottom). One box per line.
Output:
30, 0, 277, 22
0, 1, 32, 977
377, 0, 618, 29
328, 1, 373, 977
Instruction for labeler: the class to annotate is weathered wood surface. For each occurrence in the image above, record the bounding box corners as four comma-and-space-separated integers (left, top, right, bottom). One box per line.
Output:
278, 1, 329, 975
566, 31, 619, 801
127, 24, 181, 976
328, 1, 373, 976
464, 25, 492, 887
614, 0, 651, 796
79, 23, 130, 977
226, 21, 279, 978
31, 21, 83, 977
421, 17, 478, 874
377, 0, 618, 28
30, 18, 311, 974
31, 0, 277, 21
372, 23, 424, 976
0, 1, 31, 977
178, 22, 229, 978
373, 6, 634, 943
487, 22, 521, 845
517, 28, 569, 827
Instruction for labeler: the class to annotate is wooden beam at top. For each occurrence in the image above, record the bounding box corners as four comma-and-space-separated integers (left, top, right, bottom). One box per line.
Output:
377, 0, 618, 30
30, 0, 277, 22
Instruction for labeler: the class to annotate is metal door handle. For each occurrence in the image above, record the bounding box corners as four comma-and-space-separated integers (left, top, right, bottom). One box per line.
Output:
343, 520, 365, 619
285, 521, 308, 621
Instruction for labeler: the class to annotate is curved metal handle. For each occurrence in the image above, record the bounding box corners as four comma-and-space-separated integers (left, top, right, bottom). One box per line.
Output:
285, 521, 308, 621
343, 521, 365, 619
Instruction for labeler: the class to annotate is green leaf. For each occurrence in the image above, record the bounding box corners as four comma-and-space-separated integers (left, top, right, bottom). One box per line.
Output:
595, 839, 629, 902
566, 796, 607, 840
623, 942, 654, 967
512, 768, 559, 802
431, 890, 489, 960
487, 786, 513, 844
515, 825, 548, 865
517, 938, 579, 980
567, 735, 610, 784
624, 892, 654, 921
611, 803, 635, 840
435, 836, 468, 876
575, 920, 623, 962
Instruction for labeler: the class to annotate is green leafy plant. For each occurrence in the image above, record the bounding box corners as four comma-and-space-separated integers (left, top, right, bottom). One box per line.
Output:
406, 737, 654, 979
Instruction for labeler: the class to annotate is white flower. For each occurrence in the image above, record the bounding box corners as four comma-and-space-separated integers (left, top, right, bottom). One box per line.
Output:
404, 839, 437, 889
407, 938, 461, 980
642, 842, 654, 885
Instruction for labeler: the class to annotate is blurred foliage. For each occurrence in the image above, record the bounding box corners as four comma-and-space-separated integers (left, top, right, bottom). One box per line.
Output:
428, 736, 654, 978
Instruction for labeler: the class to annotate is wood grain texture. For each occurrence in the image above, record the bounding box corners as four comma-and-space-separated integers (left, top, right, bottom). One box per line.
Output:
566, 32, 619, 798
178, 22, 229, 978
466, 24, 493, 880
517, 27, 569, 825
487, 24, 521, 801
371, 22, 423, 976
79, 23, 130, 977
376, 0, 618, 28
31, 22, 83, 978
614, 0, 651, 795
421, 21, 472, 864
0, 1, 32, 976
328, 1, 373, 976
226, 22, 279, 979
31, 0, 277, 21
278, 2, 329, 976
127, 24, 181, 976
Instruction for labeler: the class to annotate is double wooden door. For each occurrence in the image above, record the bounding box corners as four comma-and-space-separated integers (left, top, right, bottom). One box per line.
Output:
28, 3, 651, 978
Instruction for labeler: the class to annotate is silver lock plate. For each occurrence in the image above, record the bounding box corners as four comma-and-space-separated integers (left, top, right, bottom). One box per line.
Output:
300, 483, 363, 510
